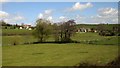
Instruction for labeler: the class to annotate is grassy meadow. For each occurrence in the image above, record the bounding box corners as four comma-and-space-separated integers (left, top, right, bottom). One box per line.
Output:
3, 44, 118, 66
2, 29, 33, 36
2, 29, 119, 66
2, 31, 119, 46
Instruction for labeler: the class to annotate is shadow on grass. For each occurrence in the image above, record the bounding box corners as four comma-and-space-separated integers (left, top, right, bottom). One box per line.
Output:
32, 53, 44, 55
30, 41, 81, 44
23, 40, 117, 46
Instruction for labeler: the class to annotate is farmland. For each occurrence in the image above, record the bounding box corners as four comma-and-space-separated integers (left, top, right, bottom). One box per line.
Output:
2, 30, 119, 46
2, 29, 33, 36
2, 29, 119, 66
2, 44, 119, 66
1, 2, 119, 67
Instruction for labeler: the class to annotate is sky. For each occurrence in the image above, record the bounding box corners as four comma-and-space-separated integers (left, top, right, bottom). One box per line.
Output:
0, 2, 118, 26
0, 0, 119, 2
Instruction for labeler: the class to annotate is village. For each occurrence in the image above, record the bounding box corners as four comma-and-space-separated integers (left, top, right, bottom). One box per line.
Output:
2, 22, 98, 33
1, 22, 33, 30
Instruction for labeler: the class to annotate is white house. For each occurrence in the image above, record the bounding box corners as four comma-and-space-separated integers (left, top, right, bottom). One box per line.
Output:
19, 27, 23, 29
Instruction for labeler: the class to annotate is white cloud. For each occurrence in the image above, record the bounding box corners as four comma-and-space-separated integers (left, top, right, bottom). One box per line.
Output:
38, 9, 54, 22
12, 15, 25, 21
76, 15, 85, 19
45, 10, 52, 15
4, 14, 26, 24
0, 0, 8, 2
68, 2, 93, 11
0, 11, 26, 24
89, 8, 118, 24
75, 15, 86, 24
38, 13, 43, 19
47, 16, 53, 21
70, 8, 118, 24
38, 9, 53, 19
112, 18, 118, 22
0, 11, 9, 19
59, 16, 69, 22
98, 8, 118, 16
59, 16, 65, 20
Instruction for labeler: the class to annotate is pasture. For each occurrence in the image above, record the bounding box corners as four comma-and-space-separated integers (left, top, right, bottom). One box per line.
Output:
2, 29, 33, 36
2, 30, 119, 66
2, 32, 119, 46
2, 44, 118, 66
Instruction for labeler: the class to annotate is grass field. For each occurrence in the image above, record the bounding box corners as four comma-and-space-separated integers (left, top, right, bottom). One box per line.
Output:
72, 33, 119, 45
2, 32, 119, 46
76, 24, 119, 30
2, 29, 33, 36
2, 31, 119, 66
2, 44, 118, 66
2, 36, 37, 46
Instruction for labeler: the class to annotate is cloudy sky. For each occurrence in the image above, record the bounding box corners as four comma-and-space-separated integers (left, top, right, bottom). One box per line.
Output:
0, 2, 118, 25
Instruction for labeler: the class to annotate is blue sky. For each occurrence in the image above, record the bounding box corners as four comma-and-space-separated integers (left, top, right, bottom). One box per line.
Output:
1, 0, 119, 2
0, 2, 118, 25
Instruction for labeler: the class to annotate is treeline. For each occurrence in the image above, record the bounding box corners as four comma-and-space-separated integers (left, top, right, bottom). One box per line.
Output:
1, 20, 17, 29
0, 20, 34, 29
1, 19, 119, 37
76, 24, 120, 36
33, 19, 76, 43
33, 19, 120, 43
96, 24, 120, 36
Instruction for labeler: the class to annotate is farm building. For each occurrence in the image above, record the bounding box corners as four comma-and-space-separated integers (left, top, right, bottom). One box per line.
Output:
19, 24, 32, 30
76, 28, 97, 33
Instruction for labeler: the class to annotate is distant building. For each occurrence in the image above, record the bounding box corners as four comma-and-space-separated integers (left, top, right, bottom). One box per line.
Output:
19, 24, 32, 30
23, 25, 31, 29
77, 28, 88, 33
76, 28, 97, 33
19, 27, 23, 29
28, 28, 32, 30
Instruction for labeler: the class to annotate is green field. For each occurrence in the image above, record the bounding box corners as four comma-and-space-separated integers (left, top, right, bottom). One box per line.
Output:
2, 44, 118, 66
2, 32, 119, 46
76, 24, 119, 30
2, 29, 33, 36
2, 31, 119, 66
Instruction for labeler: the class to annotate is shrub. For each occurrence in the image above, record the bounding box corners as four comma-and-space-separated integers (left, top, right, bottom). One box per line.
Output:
99, 30, 115, 36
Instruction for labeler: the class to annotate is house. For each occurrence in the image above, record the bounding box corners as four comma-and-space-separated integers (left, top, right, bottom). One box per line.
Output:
77, 28, 88, 33
23, 25, 31, 29
76, 27, 97, 33
19, 27, 23, 29
28, 28, 32, 30
19, 24, 32, 30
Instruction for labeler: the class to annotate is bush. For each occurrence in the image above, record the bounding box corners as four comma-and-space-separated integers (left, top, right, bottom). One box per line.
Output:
106, 55, 120, 66
99, 30, 115, 36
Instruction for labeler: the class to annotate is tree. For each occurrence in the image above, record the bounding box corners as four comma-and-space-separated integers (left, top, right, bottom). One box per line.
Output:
54, 19, 76, 42
97, 23, 106, 32
97, 24, 115, 36
62, 20, 76, 42
0, 20, 6, 26
53, 23, 60, 42
113, 26, 120, 36
33, 19, 52, 42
